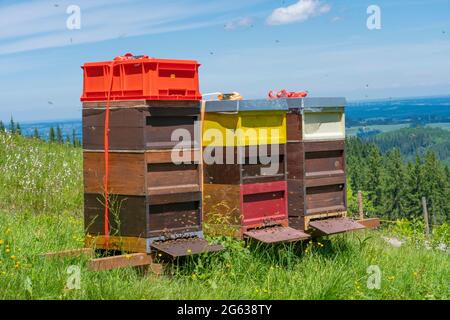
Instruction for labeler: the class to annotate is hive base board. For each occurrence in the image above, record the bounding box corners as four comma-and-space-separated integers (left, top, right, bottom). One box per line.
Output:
244, 226, 310, 244
86, 235, 148, 253
202, 219, 289, 240
357, 218, 380, 229
303, 211, 345, 231
309, 218, 365, 236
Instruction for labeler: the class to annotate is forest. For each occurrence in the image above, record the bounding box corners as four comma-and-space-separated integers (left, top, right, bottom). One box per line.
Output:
346, 135, 450, 225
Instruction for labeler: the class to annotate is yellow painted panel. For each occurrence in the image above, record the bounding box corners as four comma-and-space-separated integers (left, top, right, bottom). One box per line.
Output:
202, 111, 286, 147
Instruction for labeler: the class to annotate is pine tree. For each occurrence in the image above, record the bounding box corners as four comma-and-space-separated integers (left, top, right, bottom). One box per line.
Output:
16, 123, 22, 136
421, 150, 448, 224
56, 125, 63, 143
49, 127, 56, 143
404, 155, 423, 218
366, 145, 384, 212
9, 117, 15, 134
0, 120, 5, 132
71, 129, 77, 147
383, 148, 408, 220
33, 128, 40, 140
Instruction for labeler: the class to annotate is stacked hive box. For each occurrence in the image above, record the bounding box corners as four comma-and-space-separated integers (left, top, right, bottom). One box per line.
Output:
202, 99, 310, 242
286, 98, 364, 235
81, 55, 222, 254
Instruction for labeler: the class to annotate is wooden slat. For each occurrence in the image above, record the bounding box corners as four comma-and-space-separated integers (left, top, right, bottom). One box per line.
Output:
357, 218, 380, 229
85, 235, 148, 253
39, 248, 94, 258
88, 253, 155, 271
303, 140, 345, 152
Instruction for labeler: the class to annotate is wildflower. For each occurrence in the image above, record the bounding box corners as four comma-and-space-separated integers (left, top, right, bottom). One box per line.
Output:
255, 288, 259, 293
158, 253, 162, 257
412, 272, 418, 277
263, 289, 269, 293
187, 249, 192, 254
5, 249, 10, 253
0, 240, 3, 245
125, 254, 131, 259
10, 255, 16, 260
387, 276, 395, 281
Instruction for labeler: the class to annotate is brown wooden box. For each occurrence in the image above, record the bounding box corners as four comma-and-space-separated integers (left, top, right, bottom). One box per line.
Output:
286, 139, 347, 229
82, 101, 200, 151
83, 150, 201, 196
203, 145, 286, 185
84, 192, 202, 238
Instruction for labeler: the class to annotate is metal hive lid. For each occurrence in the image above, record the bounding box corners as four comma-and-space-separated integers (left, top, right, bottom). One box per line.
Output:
204, 97, 346, 113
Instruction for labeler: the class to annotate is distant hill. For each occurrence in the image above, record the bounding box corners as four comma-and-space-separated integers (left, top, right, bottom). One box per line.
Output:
364, 126, 450, 166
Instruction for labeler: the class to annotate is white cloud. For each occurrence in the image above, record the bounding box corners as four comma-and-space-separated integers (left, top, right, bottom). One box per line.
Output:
224, 17, 254, 30
266, 0, 331, 26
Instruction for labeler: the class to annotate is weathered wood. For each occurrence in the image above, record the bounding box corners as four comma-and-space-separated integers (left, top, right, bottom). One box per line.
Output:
82, 100, 200, 110
305, 184, 346, 215
82, 106, 200, 150
303, 140, 345, 153
358, 191, 364, 220
88, 253, 156, 271
357, 218, 380, 229
85, 235, 147, 253
286, 111, 302, 141
39, 248, 94, 258
84, 193, 202, 238
422, 197, 430, 238
84, 151, 201, 196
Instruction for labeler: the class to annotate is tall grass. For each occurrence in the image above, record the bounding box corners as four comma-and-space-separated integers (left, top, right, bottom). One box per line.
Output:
0, 133, 448, 300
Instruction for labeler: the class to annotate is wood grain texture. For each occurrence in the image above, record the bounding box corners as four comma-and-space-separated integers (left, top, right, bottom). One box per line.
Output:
82, 106, 200, 150
303, 140, 345, 152
286, 142, 304, 180
84, 193, 202, 238
84, 152, 146, 195
88, 253, 156, 271
83, 100, 200, 110
286, 111, 302, 141
84, 151, 201, 196
85, 235, 148, 253
305, 184, 346, 215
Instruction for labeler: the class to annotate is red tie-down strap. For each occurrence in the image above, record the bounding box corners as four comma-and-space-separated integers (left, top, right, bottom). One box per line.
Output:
103, 53, 149, 247
268, 89, 308, 99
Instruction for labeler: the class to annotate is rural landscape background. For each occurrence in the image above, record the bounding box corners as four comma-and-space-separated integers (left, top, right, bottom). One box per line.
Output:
0, 95, 449, 299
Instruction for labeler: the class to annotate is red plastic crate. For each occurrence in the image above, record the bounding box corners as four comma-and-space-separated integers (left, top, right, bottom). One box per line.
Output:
81, 54, 202, 101
241, 181, 288, 226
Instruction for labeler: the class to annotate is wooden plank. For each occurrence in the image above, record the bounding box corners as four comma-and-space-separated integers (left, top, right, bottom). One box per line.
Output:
357, 218, 380, 229
83, 152, 146, 195
305, 149, 344, 175
286, 111, 302, 141
85, 235, 148, 253
203, 184, 242, 227
84, 194, 148, 238
39, 248, 94, 258
88, 253, 156, 271
145, 149, 200, 164
148, 201, 202, 238
305, 175, 346, 187
147, 163, 200, 191
286, 142, 304, 180
303, 140, 345, 152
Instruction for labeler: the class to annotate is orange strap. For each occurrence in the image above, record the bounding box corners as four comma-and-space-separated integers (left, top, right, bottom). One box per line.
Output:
103, 62, 115, 247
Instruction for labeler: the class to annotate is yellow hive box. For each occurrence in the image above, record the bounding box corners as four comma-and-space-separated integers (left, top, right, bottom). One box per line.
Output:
202, 109, 287, 147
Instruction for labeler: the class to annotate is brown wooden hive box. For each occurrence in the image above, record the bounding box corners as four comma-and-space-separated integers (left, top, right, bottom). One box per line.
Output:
286, 100, 347, 231
84, 193, 202, 238
82, 100, 200, 150
83, 149, 201, 196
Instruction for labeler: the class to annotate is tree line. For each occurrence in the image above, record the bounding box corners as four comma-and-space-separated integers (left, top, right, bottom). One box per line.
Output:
0, 117, 81, 147
346, 136, 450, 224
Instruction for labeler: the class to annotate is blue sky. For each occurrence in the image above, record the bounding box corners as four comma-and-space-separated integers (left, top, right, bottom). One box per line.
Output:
0, 0, 449, 122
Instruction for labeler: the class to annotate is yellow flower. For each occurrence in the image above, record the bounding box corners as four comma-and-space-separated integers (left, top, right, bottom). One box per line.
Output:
0, 240, 3, 245
187, 249, 192, 253
125, 254, 131, 259
5, 249, 10, 253
10, 255, 16, 260
255, 288, 259, 293
412, 272, 418, 277
158, 253, 162, 257
387, 276, 395, 281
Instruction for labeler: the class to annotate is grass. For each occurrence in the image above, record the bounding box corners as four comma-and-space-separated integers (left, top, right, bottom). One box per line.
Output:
0, 132, 449, 300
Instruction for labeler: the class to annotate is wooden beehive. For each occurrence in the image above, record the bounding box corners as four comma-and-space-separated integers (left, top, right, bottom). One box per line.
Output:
285, 98, 348, 231
202, 99, 310, 242
82, 100, 207, 252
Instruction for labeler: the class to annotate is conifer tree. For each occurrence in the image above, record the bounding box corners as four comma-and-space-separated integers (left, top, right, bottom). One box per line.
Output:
56, 126, 63, 143
33, 128, 40, 139
9, 117, 15, 134
0, 120, 5, 132
383, 148, 407, 219
16, 123, 22, 136
49, 127, 56, 143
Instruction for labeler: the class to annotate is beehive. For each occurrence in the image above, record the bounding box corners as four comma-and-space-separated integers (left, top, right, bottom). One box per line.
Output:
81, 55, 222, 255
285, 98, 355, 234
202, 99, 310, 242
